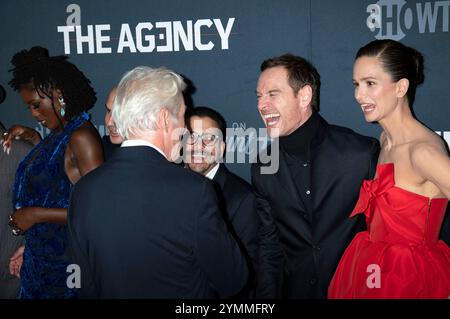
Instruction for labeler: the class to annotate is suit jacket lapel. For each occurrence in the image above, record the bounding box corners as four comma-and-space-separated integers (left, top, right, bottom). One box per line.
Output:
275, 150, 308, 215
212, 164, 227, 191
271, 151, 313, 244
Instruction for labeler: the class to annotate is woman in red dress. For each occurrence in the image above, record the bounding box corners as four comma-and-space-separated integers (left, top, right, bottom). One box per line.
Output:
328, 39, 450, 299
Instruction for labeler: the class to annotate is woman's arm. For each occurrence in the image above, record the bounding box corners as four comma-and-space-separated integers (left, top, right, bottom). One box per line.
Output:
66, 124, 104, 179
10, 124, 104, 231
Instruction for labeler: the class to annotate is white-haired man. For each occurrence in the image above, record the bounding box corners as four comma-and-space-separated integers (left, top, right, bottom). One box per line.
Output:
68, 66, 248, 298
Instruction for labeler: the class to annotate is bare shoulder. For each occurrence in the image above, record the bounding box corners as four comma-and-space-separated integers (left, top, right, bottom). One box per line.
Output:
408, 131, 450, 198
65, 121, 103, 181
409, 132, 449, 177
69, 121, 101, 147
410, 131, 447, 161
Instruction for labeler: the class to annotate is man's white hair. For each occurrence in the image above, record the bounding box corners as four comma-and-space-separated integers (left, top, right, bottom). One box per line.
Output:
112, 66, 186, 139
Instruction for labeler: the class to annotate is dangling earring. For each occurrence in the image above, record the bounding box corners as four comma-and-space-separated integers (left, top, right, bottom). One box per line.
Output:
58, 96, 66, 117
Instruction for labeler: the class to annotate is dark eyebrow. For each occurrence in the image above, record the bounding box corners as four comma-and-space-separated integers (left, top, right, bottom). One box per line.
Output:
360, 77, 377, 81
256, 89, 281, 95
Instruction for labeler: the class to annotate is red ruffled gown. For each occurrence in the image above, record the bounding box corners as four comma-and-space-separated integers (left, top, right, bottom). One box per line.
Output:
328, 163, 450, 299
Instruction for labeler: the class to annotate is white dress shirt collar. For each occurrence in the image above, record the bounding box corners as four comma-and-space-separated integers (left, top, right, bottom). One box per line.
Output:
205, 163, 220, 180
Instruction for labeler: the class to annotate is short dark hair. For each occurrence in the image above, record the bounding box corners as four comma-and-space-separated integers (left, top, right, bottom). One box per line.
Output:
185, 106, 227, 142
356, 39, 424, 107
9, 46, 97, 120
261, 53, 321, 112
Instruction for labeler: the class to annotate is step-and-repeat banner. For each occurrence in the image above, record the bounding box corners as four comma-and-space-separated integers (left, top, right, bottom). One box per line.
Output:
1, 0, 449, 181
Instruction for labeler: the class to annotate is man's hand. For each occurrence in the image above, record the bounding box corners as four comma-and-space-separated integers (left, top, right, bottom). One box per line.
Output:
9, 245, 25, 278
2, 125, 40, 154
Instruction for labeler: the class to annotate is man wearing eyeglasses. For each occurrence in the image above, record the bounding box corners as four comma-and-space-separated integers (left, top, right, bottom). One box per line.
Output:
185, 106, 259, 298
68, 69, 248, 298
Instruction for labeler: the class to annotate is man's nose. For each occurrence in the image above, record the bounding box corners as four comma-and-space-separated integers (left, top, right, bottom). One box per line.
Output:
106, 114, 115, 126
193, 137, 204, 151
258, 95, 269, 111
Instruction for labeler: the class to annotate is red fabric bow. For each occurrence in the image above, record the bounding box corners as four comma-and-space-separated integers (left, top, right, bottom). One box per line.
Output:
350, 164, 394, 224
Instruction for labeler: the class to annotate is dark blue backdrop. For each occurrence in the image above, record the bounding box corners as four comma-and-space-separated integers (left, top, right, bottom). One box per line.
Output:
1, 0, 449, 181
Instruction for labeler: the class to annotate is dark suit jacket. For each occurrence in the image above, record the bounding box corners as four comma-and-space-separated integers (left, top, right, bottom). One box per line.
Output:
251, 115, 380, 298
68, 146, 248, 298
212, 164, 259, 297
101, 135, 120, 161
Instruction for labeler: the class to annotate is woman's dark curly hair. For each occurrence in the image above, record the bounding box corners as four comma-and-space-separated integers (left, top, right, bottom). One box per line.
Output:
9, 46, 97, 120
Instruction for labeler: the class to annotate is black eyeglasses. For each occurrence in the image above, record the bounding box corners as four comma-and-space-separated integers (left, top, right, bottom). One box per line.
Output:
186, 132, 219, 146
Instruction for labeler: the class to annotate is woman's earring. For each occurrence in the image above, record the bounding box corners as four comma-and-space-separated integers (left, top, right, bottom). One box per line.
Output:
58, 95, 65, 106
58, 96, 66, 117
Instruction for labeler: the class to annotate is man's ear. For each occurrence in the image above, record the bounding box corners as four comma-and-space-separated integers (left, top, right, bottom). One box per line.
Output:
157, 108, 170, 131
396, 78, 409, 98
298, 85, 313, 109
220, 140, 226, 158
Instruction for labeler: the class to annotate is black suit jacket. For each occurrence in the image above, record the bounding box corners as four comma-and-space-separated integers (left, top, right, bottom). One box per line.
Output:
101, 135, 120, 161
68, 146, 248, 298
212, 164, 259, 297
251, 115, 380, 298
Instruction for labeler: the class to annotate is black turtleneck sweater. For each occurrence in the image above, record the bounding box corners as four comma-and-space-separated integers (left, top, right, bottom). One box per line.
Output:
280, 111, 320, 157
279, 112, 322, 216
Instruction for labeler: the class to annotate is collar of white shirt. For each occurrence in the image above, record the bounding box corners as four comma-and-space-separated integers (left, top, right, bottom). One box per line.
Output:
121, 139, 167, 160
205, 163, 220, 180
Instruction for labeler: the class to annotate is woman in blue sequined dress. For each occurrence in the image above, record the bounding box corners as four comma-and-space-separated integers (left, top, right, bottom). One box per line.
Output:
2, 47, 104, 298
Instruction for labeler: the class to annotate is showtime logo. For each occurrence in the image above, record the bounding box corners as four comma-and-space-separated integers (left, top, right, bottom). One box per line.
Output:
366, 0, 450, 40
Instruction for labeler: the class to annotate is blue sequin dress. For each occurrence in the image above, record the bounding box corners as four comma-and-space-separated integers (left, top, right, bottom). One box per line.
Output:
12, 113, 90, 299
